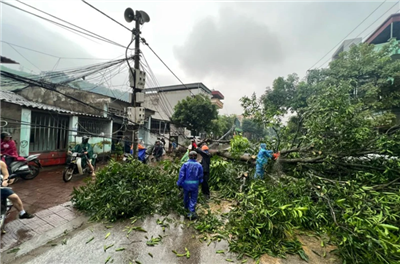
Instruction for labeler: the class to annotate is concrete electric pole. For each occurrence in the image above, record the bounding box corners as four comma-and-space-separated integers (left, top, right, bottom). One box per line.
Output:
124, 8, 150, 158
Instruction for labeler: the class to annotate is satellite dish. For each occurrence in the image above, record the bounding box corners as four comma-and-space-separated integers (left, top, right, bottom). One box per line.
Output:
124, 8, 135, 23
136, 10, 150, 24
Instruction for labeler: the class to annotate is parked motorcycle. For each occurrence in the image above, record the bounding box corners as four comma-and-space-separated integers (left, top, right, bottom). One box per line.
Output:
63, 151, 97, 182
2, 154, 41, 180
0, 173, 20, 233
24, 154, 42, 180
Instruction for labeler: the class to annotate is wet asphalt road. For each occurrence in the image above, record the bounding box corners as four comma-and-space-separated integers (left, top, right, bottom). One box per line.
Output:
8, 214, 246, 264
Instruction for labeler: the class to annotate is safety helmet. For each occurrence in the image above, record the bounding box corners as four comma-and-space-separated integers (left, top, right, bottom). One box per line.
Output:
189, 151, 197, 160
201, 145, 209, 151
82, 135, 90, 144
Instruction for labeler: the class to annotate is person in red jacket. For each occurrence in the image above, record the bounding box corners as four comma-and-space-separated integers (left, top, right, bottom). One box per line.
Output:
1, 132, 18, 168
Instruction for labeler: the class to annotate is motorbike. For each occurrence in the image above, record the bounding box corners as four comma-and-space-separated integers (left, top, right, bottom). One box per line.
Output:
63, 150, 97, 182
1, 173, 20, 234
24, 154, 42, 180
2, 154, 41, 180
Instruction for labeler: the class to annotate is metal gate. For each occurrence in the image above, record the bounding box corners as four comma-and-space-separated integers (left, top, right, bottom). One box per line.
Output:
30, 112, 69, 152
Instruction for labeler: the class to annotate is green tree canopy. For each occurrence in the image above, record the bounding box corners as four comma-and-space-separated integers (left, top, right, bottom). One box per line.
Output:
211, 114, 237, 138
242, 118, 266, 140
172, 94, 218, 135
238, 39, 400, 264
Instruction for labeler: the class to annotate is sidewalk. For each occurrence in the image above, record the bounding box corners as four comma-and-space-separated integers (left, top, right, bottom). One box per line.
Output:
4, 165, 88, 225
1, 201, 85, 253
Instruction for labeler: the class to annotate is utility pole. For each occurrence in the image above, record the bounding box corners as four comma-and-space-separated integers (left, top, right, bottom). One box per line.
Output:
132, 18, 140, 158
124, 8, 150, 158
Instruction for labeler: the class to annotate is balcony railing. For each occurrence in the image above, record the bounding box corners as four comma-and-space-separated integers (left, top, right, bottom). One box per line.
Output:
373, 39, 400, 56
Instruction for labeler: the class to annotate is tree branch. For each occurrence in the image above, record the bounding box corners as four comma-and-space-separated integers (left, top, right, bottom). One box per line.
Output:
280, 146, 314, 155
272, 127, 280, 153
371, 177, 400, 190
290, 115, 304, 149
386, 125, 400, 135
279, 156, 324, 163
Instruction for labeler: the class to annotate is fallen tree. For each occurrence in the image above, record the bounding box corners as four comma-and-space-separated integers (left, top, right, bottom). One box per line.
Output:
236, 41, 400, 263
72, 41, 400, 264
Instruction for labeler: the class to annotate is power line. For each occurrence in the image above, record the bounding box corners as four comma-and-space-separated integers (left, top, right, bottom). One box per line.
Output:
139, 55, 175, 118
2, 71, 190, 147
1, 1, 129, 49
1, 41, 116, 60
14, 0, 128, 49
308, 0, 389, 70
356, 6, 400, 43
139, 60, 174, 119
7, 44, 41, 72
140, 38, 195, 96
318, 5, 400, 69
141, 69, 174, 120
81, 0, 132, 32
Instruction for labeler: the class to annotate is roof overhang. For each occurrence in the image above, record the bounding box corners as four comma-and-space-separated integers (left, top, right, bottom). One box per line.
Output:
211, 90, 225, 100
365, 13, 400, 44
145, 82, 212, 95
0, 91, 108, 119
0, 56, 19, 64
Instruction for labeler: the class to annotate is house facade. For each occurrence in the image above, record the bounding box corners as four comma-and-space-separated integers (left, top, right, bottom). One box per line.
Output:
211, 90, 224, 109
141, 83, 224, 148
331, 38, 362, 61
0, 91, 112, 166
365, 13, 400, 58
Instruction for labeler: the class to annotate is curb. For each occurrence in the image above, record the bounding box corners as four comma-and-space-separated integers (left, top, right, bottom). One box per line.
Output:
1, 202, 88, 260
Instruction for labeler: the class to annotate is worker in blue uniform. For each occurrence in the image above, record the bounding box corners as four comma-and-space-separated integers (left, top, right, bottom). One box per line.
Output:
254, 143, 273, 179
177, 151, 203, 220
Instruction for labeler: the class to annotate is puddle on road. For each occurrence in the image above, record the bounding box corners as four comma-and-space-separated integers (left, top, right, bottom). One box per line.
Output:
6, 199, 340, 264
8, 214, 241, 264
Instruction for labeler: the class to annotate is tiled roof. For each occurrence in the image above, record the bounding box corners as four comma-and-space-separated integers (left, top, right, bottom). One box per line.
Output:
0, 56, 19, 64
0, 91, 106, 118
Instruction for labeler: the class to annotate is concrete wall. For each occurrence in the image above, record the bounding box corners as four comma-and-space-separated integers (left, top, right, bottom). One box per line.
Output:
145, 88, 211, 120
19, 108, 31, 157
0, 102, 22, 150
17, 86, 111, 116
69, 135, 112, 155
109, 99, 130, 115
67, 116, 112, 155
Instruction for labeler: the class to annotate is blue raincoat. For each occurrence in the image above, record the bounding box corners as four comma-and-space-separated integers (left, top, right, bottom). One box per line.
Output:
254, 143, 273, 179
177, 159, 204, 214
138, 148, 146, 163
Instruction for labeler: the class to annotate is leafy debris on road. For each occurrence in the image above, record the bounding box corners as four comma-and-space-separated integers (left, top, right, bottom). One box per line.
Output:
105, 256, 112, 264
146, 235, 162, 246
104, 244, 114, 252
6, 248, 20, 254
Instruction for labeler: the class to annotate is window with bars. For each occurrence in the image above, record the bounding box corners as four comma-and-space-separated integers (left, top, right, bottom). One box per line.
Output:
150, 119, 170, 134
77, 117, 110, 136
30, 111, 69, 152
